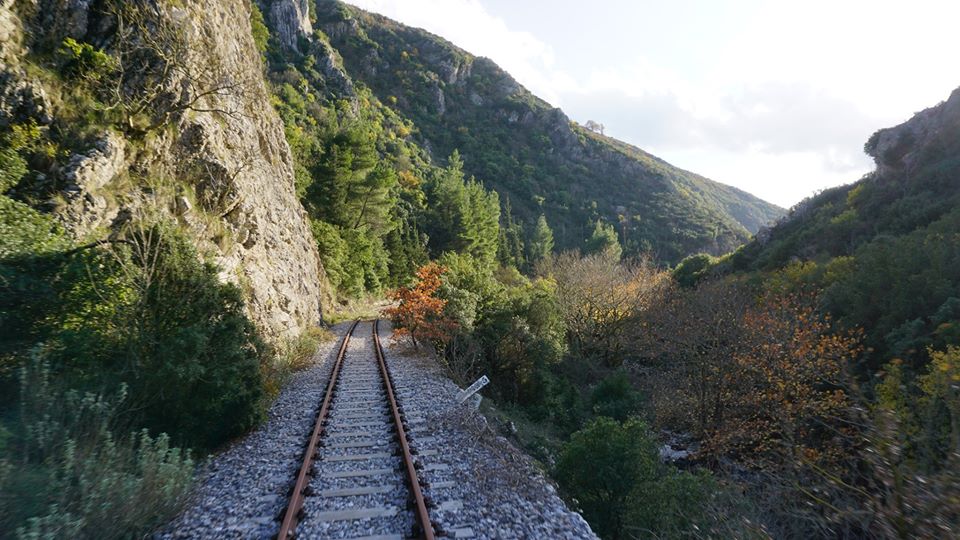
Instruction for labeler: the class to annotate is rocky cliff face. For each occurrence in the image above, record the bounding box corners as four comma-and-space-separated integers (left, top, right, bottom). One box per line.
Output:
0, 0, 331, 339
865, 87, 960, 177
268, 0, 312, 52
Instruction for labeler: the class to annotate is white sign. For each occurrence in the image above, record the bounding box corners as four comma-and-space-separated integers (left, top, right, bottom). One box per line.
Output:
457, 375, 490, 404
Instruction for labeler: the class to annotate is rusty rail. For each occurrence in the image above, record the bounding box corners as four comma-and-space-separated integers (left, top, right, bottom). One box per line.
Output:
373, 319, 436, 540
277, 319, 359, 539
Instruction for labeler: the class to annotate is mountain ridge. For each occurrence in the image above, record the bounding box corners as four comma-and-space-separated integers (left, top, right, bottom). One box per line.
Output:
318, 0, 784, 262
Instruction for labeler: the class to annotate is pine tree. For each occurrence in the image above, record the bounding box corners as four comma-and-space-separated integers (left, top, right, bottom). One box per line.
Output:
584, 219, 622, 260
349, 161, 398, 235
498, 197, 526, 269
528, 214, 554, 263
423, 152, 500, 266
309, 129, 378, 228
458, 178, 500, 265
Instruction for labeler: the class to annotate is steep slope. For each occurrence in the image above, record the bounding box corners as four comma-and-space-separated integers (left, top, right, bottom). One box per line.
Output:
0, 0, 330, 338
724, 86, 960, 371
731, 86, 960, 272
316, 1, 783, 262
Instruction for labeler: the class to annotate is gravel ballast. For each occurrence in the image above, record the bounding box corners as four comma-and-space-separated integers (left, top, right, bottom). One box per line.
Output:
158, 320, 597, 539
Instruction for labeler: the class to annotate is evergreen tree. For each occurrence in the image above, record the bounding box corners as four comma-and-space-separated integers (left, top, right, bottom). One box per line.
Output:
308, 129, 378, 228
459, 177, 500, 265
423, 152, 500, 266
527, 214, 555, 263
498, 197, 526, 269
349, 161, 398, 235
584, 219, 622, 260
423, 151, 467, 252
385, 219, 429, 287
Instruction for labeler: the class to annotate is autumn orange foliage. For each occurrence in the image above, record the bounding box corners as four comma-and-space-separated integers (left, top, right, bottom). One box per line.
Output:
728, 293, 863, 464
385, 263, 458, 349
643, 285, 863, 467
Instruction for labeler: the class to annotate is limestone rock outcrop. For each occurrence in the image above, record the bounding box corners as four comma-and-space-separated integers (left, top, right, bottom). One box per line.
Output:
0, 0, 332, 339
268, 0, 312, 52
866, 87, 960, 177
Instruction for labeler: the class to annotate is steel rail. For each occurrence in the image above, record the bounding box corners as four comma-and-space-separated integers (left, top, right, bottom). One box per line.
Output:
277, 319, 360, 539
373, 319, 436, 540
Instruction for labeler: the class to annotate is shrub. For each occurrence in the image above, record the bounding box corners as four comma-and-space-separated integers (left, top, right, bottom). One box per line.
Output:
1, 357, 193, 538
98, 222, 268, 450
0, 149, 66, 259
262, 327, 334, 398
386, 262, 458, 349
590, 371, 642, 422
672, 253, 715, 288
58, 38, 114, 82
546, 252, 669, 367
555, 417, 716, 539
624, 469, 717, 539
3, 219, 268, 451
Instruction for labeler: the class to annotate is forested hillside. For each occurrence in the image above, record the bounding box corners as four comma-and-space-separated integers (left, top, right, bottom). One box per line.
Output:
310, 1, 783, 262
647, 85, 960, 537
7, 0, 949, 538
720, 86, 960, 375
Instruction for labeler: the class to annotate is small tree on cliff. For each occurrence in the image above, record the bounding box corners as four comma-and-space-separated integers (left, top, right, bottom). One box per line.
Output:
386, 263, 457, 349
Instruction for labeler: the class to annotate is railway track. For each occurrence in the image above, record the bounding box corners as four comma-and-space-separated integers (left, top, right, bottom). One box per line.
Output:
277, 319, 438, 539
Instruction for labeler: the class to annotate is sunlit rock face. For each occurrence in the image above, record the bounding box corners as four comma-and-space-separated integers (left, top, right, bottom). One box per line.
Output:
0, 0, 332, 339
269, 0, 313, 53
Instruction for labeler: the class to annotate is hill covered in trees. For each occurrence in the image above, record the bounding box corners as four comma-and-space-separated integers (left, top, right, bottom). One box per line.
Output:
716, 85, 960, 376
9, 0, 931, 537
310, 1, 783, 262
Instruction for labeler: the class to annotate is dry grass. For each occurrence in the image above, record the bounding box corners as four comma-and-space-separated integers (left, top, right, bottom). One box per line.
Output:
326, 295, 394, 324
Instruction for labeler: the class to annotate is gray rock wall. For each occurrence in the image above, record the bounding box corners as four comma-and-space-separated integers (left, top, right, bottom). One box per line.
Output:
269, 0, 312, 52
0, 0, 332, 339
866, 87, 960, 176
167, 0, 330, 338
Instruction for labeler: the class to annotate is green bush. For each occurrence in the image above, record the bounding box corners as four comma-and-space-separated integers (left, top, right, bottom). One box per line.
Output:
92, 222, 268, 450
672, 253, 715, 288
624, 469, 717, 539
2, 219, 268, 451
590, 371, 642, 422
0, 149, 66, 259
556, 417, 716, 539
58, 38, 114, 82
1, 357, 193, 538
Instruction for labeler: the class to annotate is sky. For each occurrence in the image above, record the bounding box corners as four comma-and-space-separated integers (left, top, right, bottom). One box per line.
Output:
344, 0, 960, 208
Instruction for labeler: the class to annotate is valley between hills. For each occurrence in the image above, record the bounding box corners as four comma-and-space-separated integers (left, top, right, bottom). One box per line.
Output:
1, 1, 958, 538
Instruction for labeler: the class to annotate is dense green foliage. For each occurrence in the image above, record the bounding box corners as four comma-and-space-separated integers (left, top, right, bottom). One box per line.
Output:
526, 214, 554, 264
1, 218, 267, 450
421, 152, 500, 265
584, 219, 623, 260
556, 418, 714, 539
